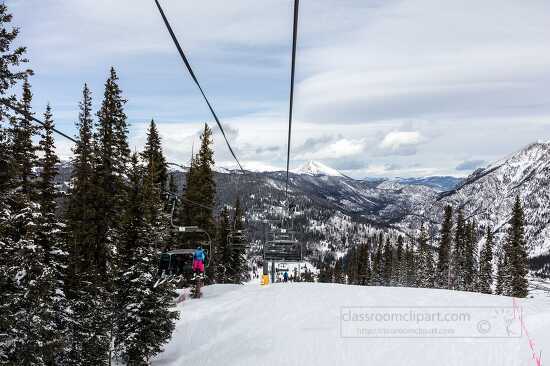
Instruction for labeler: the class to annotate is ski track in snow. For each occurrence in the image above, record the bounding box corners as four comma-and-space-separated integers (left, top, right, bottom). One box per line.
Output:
153, 283, 550, 366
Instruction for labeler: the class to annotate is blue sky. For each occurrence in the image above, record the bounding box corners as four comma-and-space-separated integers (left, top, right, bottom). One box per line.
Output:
9, 0, 550, 178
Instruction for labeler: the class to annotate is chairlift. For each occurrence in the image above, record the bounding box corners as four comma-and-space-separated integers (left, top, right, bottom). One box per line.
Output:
263, 229, 303, 262
227, 229, 250, 248
158, 198, 212, 279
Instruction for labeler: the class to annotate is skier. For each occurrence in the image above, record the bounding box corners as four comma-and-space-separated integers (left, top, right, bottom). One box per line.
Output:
193, 245, 206, 277
283, 271, 289, 283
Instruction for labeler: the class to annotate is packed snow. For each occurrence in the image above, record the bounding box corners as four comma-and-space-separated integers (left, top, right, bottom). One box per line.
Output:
153, 283, 549, 366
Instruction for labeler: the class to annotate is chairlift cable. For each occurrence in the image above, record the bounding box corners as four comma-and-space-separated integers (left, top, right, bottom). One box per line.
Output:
153, 0, 245, 173
0, 99, 78, 144
284, 0, 300, 202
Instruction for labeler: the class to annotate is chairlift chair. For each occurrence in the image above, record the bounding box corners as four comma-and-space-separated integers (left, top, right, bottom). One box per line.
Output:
263, 229, 303, 262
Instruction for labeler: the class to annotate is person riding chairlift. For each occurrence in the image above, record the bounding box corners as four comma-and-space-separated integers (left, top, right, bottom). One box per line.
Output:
193, 245, 206, 275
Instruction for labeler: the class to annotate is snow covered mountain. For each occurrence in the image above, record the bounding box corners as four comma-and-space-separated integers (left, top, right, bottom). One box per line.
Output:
399, 141, 550, 257
392, 176, 462, 192
292, 160, 345, 177
53, 141, 550, 260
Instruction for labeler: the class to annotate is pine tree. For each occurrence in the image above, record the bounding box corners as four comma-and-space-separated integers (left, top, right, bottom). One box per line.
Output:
356, 243, 371, 285
463, 220, 478, 291
231, 197, 247, 284
141, 119, 168, 192
405, 240, 417, 287
141, 119, 170, 252
416, 225, 435, 288
12, 77, 37, 197
507, 196, 529, 298
382, 238, 393, 286
345, 246, 358, 285
215, 208, 232, 283
0, 4, 33, 361
451, 209, 466, 290
66, 84, 96, 275
333, 259, 345, 284
495, 253, 506, 295
370, 241, 384, 286
113, 154, 178, 364
436, 206, 452, 289
477, 227, 494, 294
3, 85, 56, 365
93, 67, 130, 274
181, 124, 216, 232
35, 105, 70, 363
391, 236, 404, 286
62, 84, 107, 365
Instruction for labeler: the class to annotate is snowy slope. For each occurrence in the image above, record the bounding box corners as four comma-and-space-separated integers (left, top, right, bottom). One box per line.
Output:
153, 283, 549, 366
292, 160, 345, 177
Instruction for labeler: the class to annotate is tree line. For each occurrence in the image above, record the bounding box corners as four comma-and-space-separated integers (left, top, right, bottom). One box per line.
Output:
319, 198, 529, 298
0, 4, 248, 365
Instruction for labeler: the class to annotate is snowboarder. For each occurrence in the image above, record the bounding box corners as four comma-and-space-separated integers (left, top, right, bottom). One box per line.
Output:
193, 245, 206, 276
283, 271, 289, 283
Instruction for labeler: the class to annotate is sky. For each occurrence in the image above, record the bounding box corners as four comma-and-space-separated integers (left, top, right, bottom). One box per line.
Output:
8, 0, 550, 178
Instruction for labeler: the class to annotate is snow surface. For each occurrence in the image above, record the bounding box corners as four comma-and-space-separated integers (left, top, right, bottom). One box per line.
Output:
153, 283, 549, 366
292, 160, 344, 177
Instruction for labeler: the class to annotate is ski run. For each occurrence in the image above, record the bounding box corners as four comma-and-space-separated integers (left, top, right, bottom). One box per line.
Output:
153, 283, 549, 366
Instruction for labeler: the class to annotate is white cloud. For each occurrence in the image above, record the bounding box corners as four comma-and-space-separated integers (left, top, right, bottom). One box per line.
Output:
296, 138, 365, 160
15, 0, 550, 178
379, 131, 422, 152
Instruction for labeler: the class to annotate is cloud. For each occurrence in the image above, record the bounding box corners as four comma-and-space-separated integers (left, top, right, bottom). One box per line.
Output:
324, 158, 368, 171
16, 0, 550, 179
255, 145, 280, 154
456, 159, 487, 171
378, 131, 423, 156
293, 134, 366, 160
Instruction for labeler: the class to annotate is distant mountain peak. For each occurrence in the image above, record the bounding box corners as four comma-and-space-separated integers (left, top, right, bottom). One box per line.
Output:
292, 160, 344, 177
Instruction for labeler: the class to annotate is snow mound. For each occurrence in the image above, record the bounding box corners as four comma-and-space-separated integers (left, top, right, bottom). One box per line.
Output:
292, 160, 344, 177
154, 283, 550, 366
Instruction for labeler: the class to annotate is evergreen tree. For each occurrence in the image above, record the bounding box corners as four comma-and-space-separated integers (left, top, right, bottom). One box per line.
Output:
405, 240, 417, 287
35, 105, 69, 363
507, 196, 529, 297
92, 67, 130, 274
436, 206, 452, 289
181, 124, 215, 232
62, 84, 107, 365
0, 4, 33, 361
356, 243, 371, 285
477, 227, 494, 294
66, 84, 96, 275
113, 154, 178, 364
3, 90, 57, 365
451, 209, 466, 290
391, 236, 404, 286
382, 238, 393, 286
141, 119, 168, 192
333, 258, 345, 284
141, 119, 170, 252
370, 241, 384, 286
495, 253, 506, 295
463, 220, 478, 291
416, 225, 435, 288
12, 77, 37, 196
318, 256, 333, 283
345, 246, 358, 285
215, 208, 232, 283
231, 197, 247, 284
